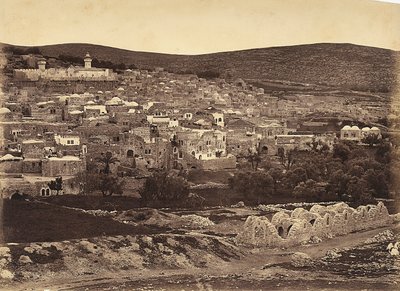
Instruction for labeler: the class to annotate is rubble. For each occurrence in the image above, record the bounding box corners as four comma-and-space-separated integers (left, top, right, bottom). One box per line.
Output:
364, 230, 395, 244
325, 249, 342, 260
290, 252, 313, 267
181, 214, 215, 228
18, 255, 33, 264
0, 269, 14, 280
231, 201, 245, 208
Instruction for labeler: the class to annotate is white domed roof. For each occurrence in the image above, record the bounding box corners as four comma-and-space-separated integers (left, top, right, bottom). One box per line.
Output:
0, 107, 11, 114
71, 93, 80, 97
342, 125, 351, 130
361, 127, 370, 131
125, 101, 138, 107
117, 87, 125, 91
86, 101, 95, 105
350, 125, 360, 130
105, 97, 123, 105
371, 126, 380, 131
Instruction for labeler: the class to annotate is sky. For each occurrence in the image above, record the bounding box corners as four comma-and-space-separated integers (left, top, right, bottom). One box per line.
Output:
0, 0, 399, 54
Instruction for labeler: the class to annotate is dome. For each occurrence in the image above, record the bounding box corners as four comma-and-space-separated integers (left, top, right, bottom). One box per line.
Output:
342, 125, 351, 130
97, 91, 103, 94
125, 101, 139, 107
86, 101, 95, 105
361, 127, 370, 131
371, 126, 380, 131
350, 126, 360, 130
117, 87, 125, 91
71, 93, 80, 97
0, 107, 11, 114
105, 97, 123, 105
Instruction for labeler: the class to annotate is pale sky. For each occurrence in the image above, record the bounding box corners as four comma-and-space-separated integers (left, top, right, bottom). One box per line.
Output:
0, 0, 399, 54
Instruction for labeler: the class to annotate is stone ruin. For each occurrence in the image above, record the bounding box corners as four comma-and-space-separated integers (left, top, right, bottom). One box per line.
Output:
236, 202, 393, 247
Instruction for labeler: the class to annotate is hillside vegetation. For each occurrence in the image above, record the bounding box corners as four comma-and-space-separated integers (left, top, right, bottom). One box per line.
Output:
2, 42, 399, 93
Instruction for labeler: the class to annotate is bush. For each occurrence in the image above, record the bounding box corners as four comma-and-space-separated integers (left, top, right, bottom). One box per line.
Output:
229, 171, 274, 203
139, 171, 190, 207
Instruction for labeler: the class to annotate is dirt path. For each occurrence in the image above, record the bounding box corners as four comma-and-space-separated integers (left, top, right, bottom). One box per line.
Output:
8, 225, 398, 291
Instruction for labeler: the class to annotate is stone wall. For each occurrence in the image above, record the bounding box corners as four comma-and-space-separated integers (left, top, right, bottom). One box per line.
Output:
194, 155, 236, 170
236, 202, 393, 248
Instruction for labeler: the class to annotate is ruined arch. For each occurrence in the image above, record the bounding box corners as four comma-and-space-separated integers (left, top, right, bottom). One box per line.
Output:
277, 226, 284, 238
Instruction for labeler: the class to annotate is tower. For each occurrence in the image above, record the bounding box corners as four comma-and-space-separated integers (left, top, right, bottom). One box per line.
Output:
38, 58, 46, 71
84, 52, 92, 69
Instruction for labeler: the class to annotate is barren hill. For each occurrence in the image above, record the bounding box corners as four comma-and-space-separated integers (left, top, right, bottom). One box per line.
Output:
2, 42, 399, 93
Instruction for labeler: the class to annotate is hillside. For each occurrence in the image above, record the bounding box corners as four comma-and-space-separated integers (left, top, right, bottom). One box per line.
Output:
2, 42, 399, 93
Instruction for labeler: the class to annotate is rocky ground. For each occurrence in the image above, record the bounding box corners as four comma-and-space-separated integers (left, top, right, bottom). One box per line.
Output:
1, 201, 399, 290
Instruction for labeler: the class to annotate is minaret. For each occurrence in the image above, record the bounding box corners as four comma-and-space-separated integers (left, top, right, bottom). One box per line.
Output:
38, 58, 46, 71
84, 52, 92, 69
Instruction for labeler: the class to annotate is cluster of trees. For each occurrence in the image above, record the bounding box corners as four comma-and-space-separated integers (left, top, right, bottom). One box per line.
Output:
58, 54, 137, 71
2, 46, 41, 55
140, 171, 190, 207
230, 139, 392, 205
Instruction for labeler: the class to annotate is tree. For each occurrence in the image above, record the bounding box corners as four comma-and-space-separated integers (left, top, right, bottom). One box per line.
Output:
293, 179, 327, 201
284, 167, 307, 189
139, 171, 190, 206
277, 148, 297, 170
333, 143, 351, 161
229, 171, 274, 203
246, 148, 261, 171
346, 177, 373, 204
99, 174, 124, 196
96, 151, 119, 174
361, 133, 380, 147
268, 168, 284, 193
94, 152, 124, 196
48, 177, 63, 195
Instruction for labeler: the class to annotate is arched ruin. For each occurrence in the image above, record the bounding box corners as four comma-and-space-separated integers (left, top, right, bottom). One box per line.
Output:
236, 202, 393, 248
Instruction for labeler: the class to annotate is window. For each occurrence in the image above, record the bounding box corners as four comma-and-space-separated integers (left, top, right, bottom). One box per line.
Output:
178, 151, 183, 159
222, 136, 226, 142
206, 140, 211, 145
199, 146, 203, 151
173, 147, 178, 153
127, 149, 134, 157
145, 149, 151, 155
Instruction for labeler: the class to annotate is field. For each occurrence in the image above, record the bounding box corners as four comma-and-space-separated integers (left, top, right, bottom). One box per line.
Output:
1, 195, 399, 290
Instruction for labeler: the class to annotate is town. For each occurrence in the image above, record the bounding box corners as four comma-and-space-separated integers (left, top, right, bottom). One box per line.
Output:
0, 46, 399, 290
0, 49, 395, 201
